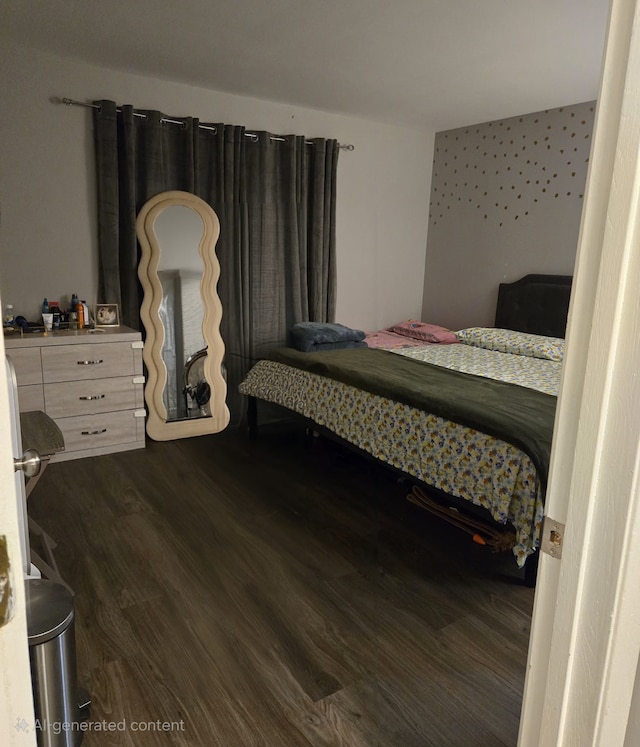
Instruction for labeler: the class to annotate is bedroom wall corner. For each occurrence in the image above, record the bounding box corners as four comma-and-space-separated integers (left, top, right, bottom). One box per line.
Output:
421, 101, 595, 330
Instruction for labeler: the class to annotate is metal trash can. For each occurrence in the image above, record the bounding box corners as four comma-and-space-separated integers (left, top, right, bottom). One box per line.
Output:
26, 579, 84, 747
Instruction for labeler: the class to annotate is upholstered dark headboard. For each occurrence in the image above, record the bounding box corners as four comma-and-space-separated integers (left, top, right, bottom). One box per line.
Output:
495, 274, 573, 338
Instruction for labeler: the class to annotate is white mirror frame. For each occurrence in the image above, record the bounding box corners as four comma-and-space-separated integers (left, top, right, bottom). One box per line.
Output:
136, 190, 230, 440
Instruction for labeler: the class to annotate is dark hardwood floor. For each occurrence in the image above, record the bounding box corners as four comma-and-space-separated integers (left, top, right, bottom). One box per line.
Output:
28, 421, 534, 746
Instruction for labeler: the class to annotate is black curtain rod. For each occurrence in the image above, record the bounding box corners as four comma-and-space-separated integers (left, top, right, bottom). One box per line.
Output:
55, 97, 355, 150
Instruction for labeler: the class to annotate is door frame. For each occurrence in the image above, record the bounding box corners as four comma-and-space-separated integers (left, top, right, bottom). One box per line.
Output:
0, 325, 37, 743
519, 0, 640, 744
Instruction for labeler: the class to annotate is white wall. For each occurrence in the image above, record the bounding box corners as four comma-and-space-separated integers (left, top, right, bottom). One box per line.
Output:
0, 42, 434, 333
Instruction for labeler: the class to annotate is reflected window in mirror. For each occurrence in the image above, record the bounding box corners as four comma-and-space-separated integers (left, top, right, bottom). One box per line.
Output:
154, 205, 207, 420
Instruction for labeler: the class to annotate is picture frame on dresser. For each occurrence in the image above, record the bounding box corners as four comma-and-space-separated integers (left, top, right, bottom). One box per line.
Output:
94, 303, 120, 327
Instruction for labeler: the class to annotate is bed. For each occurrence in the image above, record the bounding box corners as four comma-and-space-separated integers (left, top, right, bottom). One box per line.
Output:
238, 274, 572, 583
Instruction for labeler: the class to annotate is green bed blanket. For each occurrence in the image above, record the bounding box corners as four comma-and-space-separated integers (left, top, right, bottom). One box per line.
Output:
267, 346, 557, 488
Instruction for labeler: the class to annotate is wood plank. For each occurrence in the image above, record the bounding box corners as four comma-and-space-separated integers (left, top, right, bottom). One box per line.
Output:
28, 422, 533, 746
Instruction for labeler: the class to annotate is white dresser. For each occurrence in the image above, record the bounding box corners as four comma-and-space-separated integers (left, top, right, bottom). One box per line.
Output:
5, 326, 146, 461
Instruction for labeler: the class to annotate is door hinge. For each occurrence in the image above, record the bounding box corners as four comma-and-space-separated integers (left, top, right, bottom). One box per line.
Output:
541, 516, 565, 559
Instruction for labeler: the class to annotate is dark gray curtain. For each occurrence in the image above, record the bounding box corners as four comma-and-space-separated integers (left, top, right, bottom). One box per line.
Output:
93, 100, 338, 422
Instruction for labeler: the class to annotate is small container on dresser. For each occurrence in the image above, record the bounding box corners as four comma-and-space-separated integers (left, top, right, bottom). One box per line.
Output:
5, 326, 146, 461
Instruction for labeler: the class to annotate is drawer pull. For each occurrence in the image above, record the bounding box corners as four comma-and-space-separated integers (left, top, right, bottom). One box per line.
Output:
77, 359, 104, 365
81, 428, 107, 436
78, 394, 106, 401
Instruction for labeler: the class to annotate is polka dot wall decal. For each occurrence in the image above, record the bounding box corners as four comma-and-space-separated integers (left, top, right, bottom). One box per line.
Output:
428, 100, 594, 228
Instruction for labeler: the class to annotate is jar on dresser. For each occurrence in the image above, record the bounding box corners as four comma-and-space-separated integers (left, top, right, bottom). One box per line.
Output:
5, 327, 146, 461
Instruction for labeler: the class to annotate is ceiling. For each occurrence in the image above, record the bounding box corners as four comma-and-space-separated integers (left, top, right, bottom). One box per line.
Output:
0, 0, 611, 131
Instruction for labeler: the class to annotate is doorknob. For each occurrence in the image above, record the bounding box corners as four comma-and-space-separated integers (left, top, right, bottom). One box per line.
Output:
14, 448, 42, 478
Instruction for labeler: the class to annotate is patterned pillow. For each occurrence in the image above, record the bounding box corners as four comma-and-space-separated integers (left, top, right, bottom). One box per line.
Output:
455, 327, 565, 361
386, 320, 458, 344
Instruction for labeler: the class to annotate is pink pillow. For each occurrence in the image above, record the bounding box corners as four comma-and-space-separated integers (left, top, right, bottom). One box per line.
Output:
386, 320, 458, 344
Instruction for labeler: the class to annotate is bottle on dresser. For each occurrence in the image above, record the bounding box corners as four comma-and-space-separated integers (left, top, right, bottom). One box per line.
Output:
50, 302, 61, 330
77, 300, 85, 328
80, 300, 90, 327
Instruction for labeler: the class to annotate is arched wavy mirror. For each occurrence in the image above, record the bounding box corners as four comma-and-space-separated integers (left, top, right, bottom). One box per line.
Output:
136, 190, 229, 440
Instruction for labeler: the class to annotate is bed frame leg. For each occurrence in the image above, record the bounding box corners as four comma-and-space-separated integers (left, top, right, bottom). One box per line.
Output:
247, 396, 258, 438
524, 551, 539, 588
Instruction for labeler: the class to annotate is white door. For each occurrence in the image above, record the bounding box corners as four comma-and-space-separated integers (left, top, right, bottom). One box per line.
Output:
519, 0, 640, 744
7, 358, 31, 577
0, 325, 37, 743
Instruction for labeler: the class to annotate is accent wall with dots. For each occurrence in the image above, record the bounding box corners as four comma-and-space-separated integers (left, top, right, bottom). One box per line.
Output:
422, 100, 595, 330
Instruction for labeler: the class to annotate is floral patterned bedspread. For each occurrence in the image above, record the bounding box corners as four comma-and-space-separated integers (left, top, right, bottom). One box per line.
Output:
239, 354, 547, 566
394, 343, 561, 396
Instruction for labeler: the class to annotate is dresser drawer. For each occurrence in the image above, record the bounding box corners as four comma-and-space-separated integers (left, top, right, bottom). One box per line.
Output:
6, 327, 145, 460
54, 410, 140, 452
44, 377, 141, 418
17, 384, 45, 413
42, 342, 137, 383
6, 347, 43, 385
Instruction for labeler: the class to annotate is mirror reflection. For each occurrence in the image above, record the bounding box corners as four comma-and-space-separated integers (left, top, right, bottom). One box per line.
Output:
137, 190, 229, 441
154, 205, 209, 420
